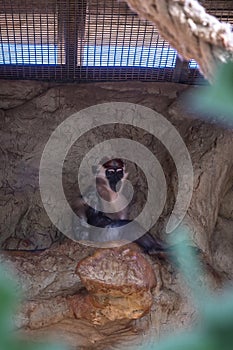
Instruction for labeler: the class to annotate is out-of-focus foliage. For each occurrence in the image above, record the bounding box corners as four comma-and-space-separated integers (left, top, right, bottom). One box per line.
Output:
133, 227, 233, 350
0, 264, 67, 350
192, 61, 233, 127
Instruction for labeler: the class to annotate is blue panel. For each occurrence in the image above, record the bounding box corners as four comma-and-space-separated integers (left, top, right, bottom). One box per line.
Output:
83, 45, 177, 68
0, 43, 58, 64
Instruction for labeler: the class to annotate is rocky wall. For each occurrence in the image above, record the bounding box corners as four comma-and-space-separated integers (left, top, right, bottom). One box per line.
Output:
0, 80, 186, 250
1, 79, 233, 349
0, 80, 233, 260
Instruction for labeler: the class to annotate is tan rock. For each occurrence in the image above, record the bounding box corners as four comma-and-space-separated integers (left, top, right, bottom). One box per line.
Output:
72, 246, 156, 325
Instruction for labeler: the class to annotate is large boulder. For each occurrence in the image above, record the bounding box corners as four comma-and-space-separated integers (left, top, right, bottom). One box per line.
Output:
70, 245, 156, 325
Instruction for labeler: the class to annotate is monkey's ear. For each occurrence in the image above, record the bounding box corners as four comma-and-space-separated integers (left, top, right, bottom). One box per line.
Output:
123, 172, 129, 181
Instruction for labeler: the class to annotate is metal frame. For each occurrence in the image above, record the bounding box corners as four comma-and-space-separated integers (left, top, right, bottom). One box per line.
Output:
0, 0, 232, 84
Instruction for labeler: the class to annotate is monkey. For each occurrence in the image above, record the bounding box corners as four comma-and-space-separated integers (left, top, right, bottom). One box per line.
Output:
72, 158, 168, 255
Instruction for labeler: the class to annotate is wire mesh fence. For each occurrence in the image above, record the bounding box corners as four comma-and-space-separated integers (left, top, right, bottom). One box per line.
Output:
0, 0, 232, 84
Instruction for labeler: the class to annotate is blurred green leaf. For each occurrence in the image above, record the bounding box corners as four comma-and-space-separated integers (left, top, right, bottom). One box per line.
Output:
167, 227, 208, 304
191, 61, 233, 127
0, 263, 68, 350
0, 265, 19, 338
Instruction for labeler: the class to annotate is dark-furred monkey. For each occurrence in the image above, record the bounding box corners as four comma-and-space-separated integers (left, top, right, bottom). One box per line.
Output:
72, 158, 166, 254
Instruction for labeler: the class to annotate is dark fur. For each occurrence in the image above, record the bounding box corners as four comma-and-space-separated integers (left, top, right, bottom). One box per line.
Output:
86, 207, 167, 254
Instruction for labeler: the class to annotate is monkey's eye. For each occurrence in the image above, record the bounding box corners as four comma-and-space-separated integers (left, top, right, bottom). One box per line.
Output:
105, 169, 115, 178
105, 168, 124, 179
116, 168, 124, 177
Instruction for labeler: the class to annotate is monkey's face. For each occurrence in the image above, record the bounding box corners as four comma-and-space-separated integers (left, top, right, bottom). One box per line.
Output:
105, 167, 124, 192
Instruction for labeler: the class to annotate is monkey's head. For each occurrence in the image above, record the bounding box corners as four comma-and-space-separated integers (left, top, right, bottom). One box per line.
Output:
95, 158, 126, 192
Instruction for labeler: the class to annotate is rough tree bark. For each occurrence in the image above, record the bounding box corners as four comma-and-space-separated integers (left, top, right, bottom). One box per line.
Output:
123, 0, 233, 82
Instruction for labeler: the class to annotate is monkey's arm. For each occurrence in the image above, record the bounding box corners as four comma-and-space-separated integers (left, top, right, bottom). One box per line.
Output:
71, 196, 88, 221
95, 174, 129, 221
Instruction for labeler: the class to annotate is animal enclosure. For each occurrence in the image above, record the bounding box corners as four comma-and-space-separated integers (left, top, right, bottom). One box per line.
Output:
0, 1, 233, 349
